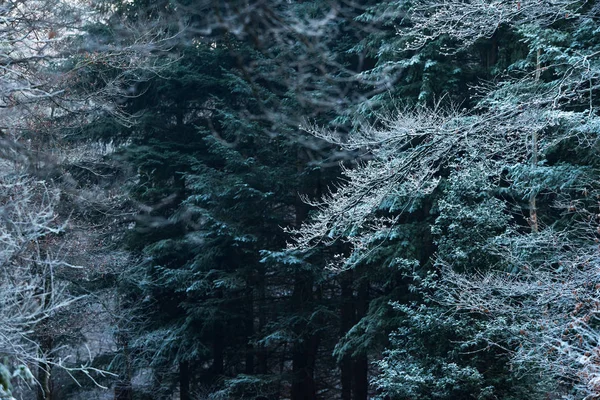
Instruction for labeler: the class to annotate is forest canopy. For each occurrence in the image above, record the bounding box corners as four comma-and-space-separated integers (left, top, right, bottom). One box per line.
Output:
1, 1, 600, 400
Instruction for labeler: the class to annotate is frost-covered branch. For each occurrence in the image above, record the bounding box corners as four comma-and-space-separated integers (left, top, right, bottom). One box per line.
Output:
401, 0, 583, 50
0, 168, 75, 364
438, 224, 600, 398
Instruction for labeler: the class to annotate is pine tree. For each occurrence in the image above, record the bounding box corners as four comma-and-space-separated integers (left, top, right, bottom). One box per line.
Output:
292, 1, 600, 399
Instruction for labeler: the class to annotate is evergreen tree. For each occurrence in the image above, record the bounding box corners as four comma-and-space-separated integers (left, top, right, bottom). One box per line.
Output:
48, 1, 600, 399
293, 1, 600, 399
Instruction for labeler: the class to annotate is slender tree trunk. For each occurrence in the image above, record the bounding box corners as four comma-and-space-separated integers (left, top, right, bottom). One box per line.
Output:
37, 274, 53, 400
290, 146, 319, 400
529, 133, 538, 233
535, 48, 542, 81
353, 357, 368, 400
37, 355, 52, 400
114, 306, 133, 400
340, 271, 354, 400
291, 272, 318, 400
291, 339, 319, 400
257, 271, 268, 375
114, 346, 133, 400
213, 320, 225, 375
179, 361, 191, 400
486, 31, 498, 69
352, 279, 369, 400
114, 382, 133, 400
530, 48, 542, 233
245, 283, 255, 375
341, 355, 353, 400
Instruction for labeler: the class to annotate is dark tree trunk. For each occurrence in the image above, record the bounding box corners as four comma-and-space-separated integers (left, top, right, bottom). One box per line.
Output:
353, 279, 369, 400
481, 28, 500, 72
179, 361, 191, 400
37, 357, 52, 400
37, 277, 53, 400
341, 356, 353, 400
486, 32, 498, 69
213, 320, 225, 375
114, 324, 133, 400
340, 271, 355, 400
290, 146, 320, 400
256, 268, 269, 375
114, 381, 133, 400
245, 284, 255, 375
257, 272, 268, 375
291, 335, 320, 400
353, 356, 369, 400
114, 383, 133, 400
291, 272, 318, 400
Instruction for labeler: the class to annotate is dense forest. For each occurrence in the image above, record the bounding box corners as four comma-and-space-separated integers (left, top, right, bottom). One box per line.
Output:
2, 0, 600, 399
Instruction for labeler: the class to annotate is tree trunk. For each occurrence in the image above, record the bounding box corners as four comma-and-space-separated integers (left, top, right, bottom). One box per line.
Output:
353, 356, 368, 400
213, 320, 225, 375
530, 48, 542, 233
290, 146, 319, 400
114, 383, 133, 400
245, 284, 255, 375
37, 275, 53, 400
291, 272, 318, 400
37, 325, 52, 400
179, 361, 191, 400
340, 271, 355, 400
37, 357, 52, 400
486, 31, 498, 69
257, 272, 268, 375
114, 381, 133, 400
114, 315, 133, 400
291, 338, 319, 400
353, 279, 369, 400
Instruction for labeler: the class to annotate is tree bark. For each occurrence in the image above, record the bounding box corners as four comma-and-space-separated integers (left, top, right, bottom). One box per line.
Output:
486, 31, 498, 69
291, 272, 318, 400
530, 48, 542, 233
37, 274, 53, 400
257, 271, 268, 375
353, 356, 368, 400
340, 271, 354, 400
213, 320, 225, 375
290, 146, 319, 400
37, 357, 52, 400
179, 361, 191, 400
245, 283, 255, 375
352, 279, 369, 400
114, 381, 133, 400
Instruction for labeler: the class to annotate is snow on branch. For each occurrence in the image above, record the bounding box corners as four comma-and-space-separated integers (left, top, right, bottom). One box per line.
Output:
401, 0, 583, 50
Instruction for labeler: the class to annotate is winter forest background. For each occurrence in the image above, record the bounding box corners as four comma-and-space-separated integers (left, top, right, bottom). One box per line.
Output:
2, 0, 600, 399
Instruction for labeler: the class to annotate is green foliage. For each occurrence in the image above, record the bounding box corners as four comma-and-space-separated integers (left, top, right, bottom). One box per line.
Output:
433, 165, 511, 271
59, 0, 600, 399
